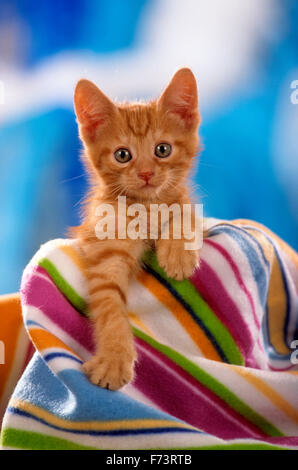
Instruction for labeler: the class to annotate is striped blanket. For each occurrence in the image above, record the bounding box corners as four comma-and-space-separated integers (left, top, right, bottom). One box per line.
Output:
0, 219, 298, 450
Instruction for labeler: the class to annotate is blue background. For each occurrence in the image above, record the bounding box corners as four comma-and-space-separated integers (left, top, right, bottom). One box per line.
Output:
0, 0, 297, 293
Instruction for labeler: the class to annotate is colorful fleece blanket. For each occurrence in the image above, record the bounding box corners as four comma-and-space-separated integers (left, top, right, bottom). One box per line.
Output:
0, 219, 298, 450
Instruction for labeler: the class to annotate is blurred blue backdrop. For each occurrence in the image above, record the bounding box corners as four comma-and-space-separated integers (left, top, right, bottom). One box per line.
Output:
0, 0, 297, 294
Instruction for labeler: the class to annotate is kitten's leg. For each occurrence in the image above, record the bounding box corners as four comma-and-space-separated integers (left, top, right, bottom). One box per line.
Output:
81, 238, 144, 390
156, 238, 199, 280
156, 209, 200, 280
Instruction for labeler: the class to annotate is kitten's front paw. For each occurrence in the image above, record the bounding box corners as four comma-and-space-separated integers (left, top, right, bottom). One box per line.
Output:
157, 241, 199, 280
83, 350, 135, 391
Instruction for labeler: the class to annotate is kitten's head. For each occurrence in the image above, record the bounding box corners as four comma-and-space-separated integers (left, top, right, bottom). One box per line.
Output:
74, 68, 200, 202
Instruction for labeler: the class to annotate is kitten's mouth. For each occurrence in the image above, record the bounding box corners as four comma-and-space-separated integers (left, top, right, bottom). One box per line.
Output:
141, 182, 155, 189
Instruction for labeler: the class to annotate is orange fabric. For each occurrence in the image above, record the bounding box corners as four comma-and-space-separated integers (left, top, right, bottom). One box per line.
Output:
0, 294, 22, 402
29, 327, 80, 358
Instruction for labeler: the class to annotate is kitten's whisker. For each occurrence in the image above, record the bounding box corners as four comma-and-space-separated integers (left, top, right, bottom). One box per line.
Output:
60, 174, 85, 184
73, 196, 85, 208
108, 183, 125, 199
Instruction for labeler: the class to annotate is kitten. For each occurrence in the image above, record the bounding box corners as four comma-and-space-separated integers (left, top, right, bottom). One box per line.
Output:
73, 68, 201, 390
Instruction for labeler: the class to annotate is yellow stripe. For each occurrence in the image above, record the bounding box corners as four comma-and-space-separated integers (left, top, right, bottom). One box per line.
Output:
266, 255, 291, 355
10, 399, 197, 432
128, 312, 156, 338
232, 366, 298, 424
239, 225, 290, 355
243, 227, 273, 265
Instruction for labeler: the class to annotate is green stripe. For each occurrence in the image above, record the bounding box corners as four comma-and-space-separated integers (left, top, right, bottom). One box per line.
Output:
39, 258, 88, 315
143, 251, 243, 365
134, 327, 283, 437
1, 428, 98, 450
2, 428, 289, 451
40, 250, 242, 366
148, 443, 288, 450
197, 443, 289, 450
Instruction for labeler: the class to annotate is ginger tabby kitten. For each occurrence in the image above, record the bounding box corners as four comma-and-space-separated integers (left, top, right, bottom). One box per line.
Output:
73, 68, 201, 390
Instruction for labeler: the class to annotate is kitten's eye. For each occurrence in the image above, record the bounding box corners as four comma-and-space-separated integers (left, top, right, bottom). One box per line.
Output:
155, 143, 172, 158
114, 148, 132, 163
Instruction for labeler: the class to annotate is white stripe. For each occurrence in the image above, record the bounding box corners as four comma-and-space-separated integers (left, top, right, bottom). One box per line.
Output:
3, 412, 226, 450
45, 244, 89, 301
201, 241, 260, 338
42, 347, 83, 373
128, 279, 204, 357
197, 358, 298, 435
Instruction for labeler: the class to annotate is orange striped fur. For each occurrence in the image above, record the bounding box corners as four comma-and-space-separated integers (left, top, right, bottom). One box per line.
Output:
72, 68, 201, 390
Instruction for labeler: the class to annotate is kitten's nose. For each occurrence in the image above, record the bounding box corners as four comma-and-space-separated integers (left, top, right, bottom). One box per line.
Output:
138, 171, 154, 183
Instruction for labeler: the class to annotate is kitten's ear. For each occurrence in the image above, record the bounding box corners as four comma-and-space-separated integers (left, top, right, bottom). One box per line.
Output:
74, 79, 115, 141
158, 68, 199, 129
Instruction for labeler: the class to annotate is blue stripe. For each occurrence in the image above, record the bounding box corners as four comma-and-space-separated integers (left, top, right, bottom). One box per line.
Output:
26, 319, 44, 328
7, 407, 201, 437
209, 224, 270, 268
43, 352, 83, 364
208, 224, 270, 308
208, 223, 296, 361
235, 225, 295, 360
238, 225, 294, 352
15, 359, 194, 423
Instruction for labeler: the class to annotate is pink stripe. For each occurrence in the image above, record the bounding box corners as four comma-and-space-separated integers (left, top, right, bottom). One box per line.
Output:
134, 338, 266, 439
260, 436, 298, 447
19, 265, 295, 444
190, 260, 258, 368
21, 266, 94, 353
204, 239, 260, 328
268, 363, 296, 372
